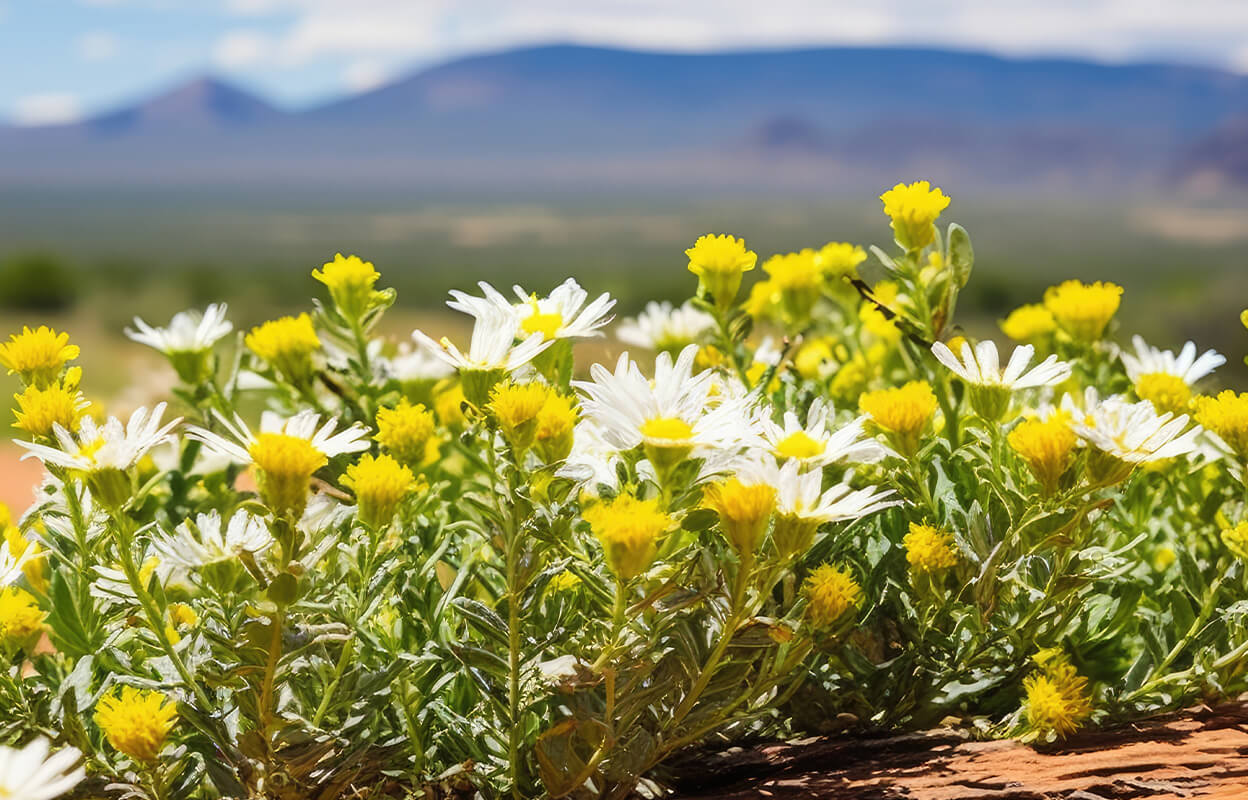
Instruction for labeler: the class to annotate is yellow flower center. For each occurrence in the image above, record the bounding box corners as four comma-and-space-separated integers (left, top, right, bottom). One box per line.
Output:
804, 564, 862, 629
95, 686, 178, 763
1043, 280, 1123, 341
0, 325, 79, 387
375, 399, 437, 466
584, 494, 672, 580
903, 523, 958, 573
249, 433, 326, 516
1135, 373, 1191, 415
12, 381, 86, 439
640, 416, 694, 443
703, 478, 775, 555
775, 431, 825, 461
345, 453, 416, 529
1195, 390, 1248, 457
520, 297, 564, 341
0, 587, 45, 643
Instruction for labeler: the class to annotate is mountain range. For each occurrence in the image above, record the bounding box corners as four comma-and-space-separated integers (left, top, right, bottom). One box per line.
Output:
3, 44, 1247, 192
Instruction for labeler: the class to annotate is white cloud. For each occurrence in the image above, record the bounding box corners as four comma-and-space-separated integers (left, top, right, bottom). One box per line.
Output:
214, 29, 270, 69
11, 94, 83, 126
78, 31, 120, 61
343, 59, 391, 93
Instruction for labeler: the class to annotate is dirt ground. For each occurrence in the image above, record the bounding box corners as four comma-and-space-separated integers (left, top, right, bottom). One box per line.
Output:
670, 702, 1248, 800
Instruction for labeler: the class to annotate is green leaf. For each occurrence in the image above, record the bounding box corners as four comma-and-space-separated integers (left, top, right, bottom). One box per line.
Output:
452, 598, 510, 646
946, 223, 973, 288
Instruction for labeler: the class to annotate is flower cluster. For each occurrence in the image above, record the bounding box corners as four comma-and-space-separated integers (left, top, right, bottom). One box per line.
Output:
2, 184, 1245, 800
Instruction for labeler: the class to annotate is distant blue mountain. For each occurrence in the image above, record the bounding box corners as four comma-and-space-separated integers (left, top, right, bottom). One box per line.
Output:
3, 44, 1246, 190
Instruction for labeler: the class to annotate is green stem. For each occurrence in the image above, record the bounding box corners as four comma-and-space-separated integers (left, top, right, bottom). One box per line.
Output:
506, 539, 523, 800
668, 561, 751, 730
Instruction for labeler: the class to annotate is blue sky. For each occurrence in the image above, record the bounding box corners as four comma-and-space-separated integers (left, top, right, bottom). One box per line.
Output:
6, 0, 1248, 125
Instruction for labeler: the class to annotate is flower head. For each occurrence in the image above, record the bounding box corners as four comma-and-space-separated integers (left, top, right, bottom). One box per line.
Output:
859, 381, 937, 457
703, 477, 775, 556
345, 453, 416, 529
489, 380, 554, 453
0, 738, 85, 800
312, 253, 383, 319
245, 313, 321, 385
616, 300, 715, 354
1195, 390, 1248, 458
12, 380, 89, 439
0, 326, 79, 388
584, 493, 672, 580
1121, 335, 1224, 415
816, 241, 867, 278
374, 399, 438, 466
1024, 651, 1092, 739
804, 564, 861, 629
754, 398, 886, 468
932, 340, 1071, 419
763, 249, 822, 322
126, 304, 232, 382
1000, 304, 1057, 343
413, 305, 551, 404
0, 586, 45, 645
686, 234, 757, 309
1044, 280, 1122, 341
1069, 395, 1200, 484
1221, 521, 1248, 560
95, 686, 177, 763
763, 459, 898, 558
903, 523, 958, 573
154, 510, 273, 569
534, 391, 578, 463
1009, 415, 1077, 496
3, 523, 46, 595
880, 180, 950, 251
189, 410, 369, 517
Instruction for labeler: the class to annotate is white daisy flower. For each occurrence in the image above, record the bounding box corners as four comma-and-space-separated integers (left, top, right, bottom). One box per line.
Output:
752, 398, 888, 467
125, 303, 233, 355
187, 409, 370, 467
154, 509, 274, 569
1069, 395, 1200, 465
451, 278, 615, 342
17, 403, 180, 474
616, 300, 715, 352
763, 459, 900, 524
0, 541, 33, 587
557, 419, 623, 493
1120, 335, 1224, 385
932, 340, 1071, 390
386, 341, 455, 383
412, 305, 550, 374
0, 738, 85, 800
573, 345, 746, 455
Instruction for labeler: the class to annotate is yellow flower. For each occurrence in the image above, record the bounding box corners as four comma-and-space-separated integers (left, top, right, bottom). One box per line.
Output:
584, 494, 672, 581
312, 253, 382, 319
859, 381, 937, 457
880, 180, 950, 251
433, 380, 467, 429
0, 326, 79, 388
245, 313, 321, 385
903, 523, 958, 573
95, 686, 178, 763
164, 602, 199, 644
344, 453, 416, 529
12, 380, 87, 439
249, 433, 327, 517
794, 338, 836, 380
1043, 280, 1122, 342
803, 564, 861, 629
1242, 309, 1248, 330
1008, 415, 1077, 496
534, 392, 577, 463
375, 399, 437, 466
703, 478, 776, 556
743, 279, 779, 319
547, 569, 582, 593
1024, 652, 1092, 738
3, 524, 47, 595
830, 357, 870, 402
1000, 304, 1057, 343
816, 241, 867, 278
763, 249, 822, 322
1195, 390, 1248, 458
0, 587, 45, 645
686, 234, 757, 309
1221, 521, 1248, 560
489, 380, 553, 453
1135, 373, 1191, 416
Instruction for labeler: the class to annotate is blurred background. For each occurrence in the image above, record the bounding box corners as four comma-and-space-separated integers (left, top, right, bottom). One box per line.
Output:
3, 1, 1248, 504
